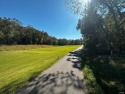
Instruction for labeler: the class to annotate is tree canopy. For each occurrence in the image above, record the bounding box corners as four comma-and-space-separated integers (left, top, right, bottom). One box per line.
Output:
66, 0, 125, 55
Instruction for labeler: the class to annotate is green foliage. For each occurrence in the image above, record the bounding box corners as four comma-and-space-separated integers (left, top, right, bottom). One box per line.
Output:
66, 0, 125, 55
0, 45, 80, 94
82, 56, 125, 94
83, 65, 103, 94
0, 17, 82, 45
66, 0, 125, 93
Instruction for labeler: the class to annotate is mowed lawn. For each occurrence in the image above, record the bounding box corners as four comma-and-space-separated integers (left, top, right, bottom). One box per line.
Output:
0, 45, 80, 94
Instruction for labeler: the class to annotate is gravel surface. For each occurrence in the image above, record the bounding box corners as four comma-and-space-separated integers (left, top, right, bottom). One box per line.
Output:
17, 46, 87, 94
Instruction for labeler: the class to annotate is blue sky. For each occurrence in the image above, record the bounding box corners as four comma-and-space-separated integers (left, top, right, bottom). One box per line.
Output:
0, 0, 82, 39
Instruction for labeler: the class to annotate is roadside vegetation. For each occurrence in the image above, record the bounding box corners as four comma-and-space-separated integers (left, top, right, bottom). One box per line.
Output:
82, 55, 125, 94
0, 45, 80, 94
83, 65, 102, 94
66, 0, 125, 94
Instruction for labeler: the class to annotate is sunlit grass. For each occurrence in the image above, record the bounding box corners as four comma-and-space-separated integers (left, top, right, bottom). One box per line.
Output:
0, 45, 80, 94
0, 45, 53, 51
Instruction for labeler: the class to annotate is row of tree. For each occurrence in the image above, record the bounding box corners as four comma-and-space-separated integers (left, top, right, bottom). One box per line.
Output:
0, 17, 82, 45
66, 0, 125, 55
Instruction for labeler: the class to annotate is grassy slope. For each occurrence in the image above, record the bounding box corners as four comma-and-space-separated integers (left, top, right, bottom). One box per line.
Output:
0, 45, 80, 94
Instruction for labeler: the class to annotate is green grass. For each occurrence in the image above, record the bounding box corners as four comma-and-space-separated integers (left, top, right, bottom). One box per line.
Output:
82, 56, 125, 94
83, 65, 102, 94
0, 45, 80, 94
0, 45, 53, 51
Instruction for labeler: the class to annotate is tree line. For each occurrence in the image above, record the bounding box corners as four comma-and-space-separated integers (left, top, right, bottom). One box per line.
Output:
0, 17, 82, 45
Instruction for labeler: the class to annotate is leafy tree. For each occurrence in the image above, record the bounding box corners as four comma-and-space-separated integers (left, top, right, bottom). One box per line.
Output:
66, 0, 125, 55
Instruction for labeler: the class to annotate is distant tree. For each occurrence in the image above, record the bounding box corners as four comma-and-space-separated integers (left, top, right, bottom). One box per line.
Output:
0, 17, 82, 45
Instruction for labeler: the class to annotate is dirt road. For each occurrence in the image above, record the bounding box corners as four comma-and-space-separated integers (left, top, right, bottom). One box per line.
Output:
17, 46, 87, 94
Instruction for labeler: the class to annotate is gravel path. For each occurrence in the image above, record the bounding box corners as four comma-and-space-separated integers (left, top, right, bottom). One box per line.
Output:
17, 46, 87, 94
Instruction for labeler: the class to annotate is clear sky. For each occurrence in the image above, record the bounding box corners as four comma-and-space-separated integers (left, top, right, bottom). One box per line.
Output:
0, 0, 82, 39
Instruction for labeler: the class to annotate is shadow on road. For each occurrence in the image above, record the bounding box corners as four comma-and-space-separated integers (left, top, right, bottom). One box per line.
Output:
18, 71, 85, 94
67, 49, 82, 70
17, 47, 85, 94
68, 49, 81, 57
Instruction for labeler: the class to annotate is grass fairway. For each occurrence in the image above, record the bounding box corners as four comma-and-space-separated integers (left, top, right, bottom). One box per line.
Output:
0, 45, 80, 94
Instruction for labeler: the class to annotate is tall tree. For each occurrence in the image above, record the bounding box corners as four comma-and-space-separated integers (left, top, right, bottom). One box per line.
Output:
66, 0, 125, 55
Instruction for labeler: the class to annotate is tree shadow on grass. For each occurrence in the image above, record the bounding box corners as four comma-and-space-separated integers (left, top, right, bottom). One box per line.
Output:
82, 56, 125, 94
